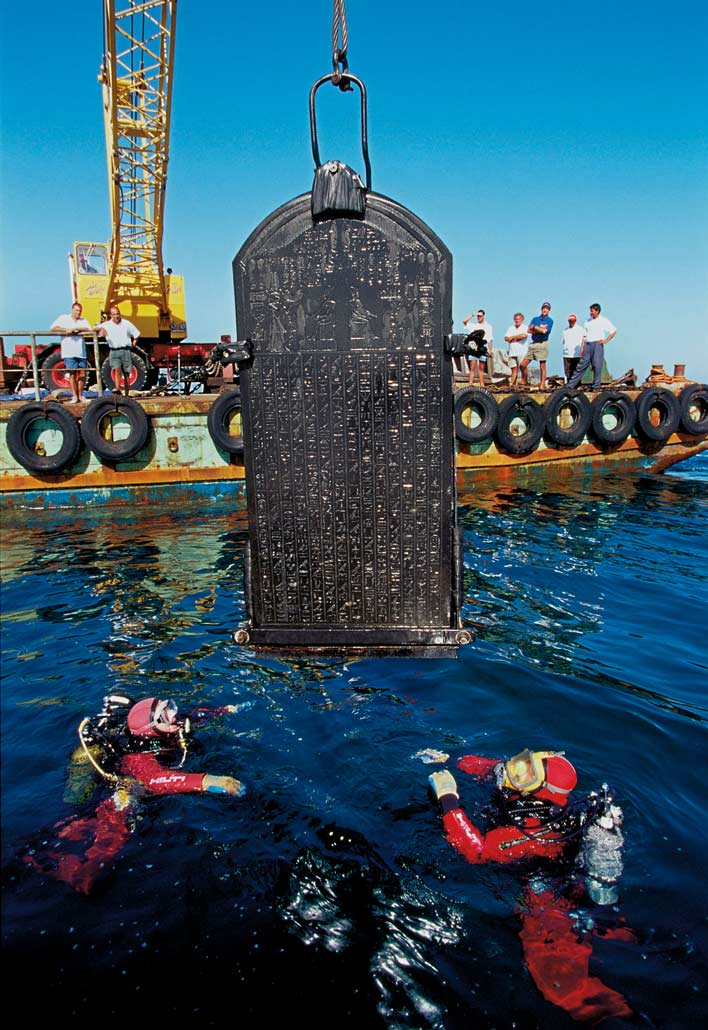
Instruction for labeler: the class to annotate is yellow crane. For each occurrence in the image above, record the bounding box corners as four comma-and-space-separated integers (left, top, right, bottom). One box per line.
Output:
65, 0, 191, 389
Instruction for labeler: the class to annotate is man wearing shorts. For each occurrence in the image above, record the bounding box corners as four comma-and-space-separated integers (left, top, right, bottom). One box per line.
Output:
521, 302, 553, 390
50, 302, 92, 403
504, 313, 529, 388
95, 305, 141, 396
461, 309, 493, 387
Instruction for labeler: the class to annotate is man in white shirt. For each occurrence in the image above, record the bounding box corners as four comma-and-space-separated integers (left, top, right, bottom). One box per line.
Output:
95, 305, 141, 396
504, 312, 529, 388
567, 304, 616, 391
50, 302, 92, 403
461, 309, 494, 387
561, 314, 586, 384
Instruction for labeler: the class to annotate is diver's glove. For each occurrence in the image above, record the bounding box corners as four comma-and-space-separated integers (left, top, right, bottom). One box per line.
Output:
428, 770, 459, 806
202, 774, 246, 797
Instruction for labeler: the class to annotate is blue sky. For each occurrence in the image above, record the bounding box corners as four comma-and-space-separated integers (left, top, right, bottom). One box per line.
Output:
1, 1, 707, 380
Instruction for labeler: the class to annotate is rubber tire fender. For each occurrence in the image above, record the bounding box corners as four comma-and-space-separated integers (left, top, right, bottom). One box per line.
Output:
678, 383, 708, 436
495, 395, 545, 455
454, 387, 498, 442
590, 390, 636, 445
80, 396, 150, 462
100, 349, 149, 391
207, 389, 244, 454
544, 388, 592, 446
6, 401, 82, 474
635, 387, 680, 442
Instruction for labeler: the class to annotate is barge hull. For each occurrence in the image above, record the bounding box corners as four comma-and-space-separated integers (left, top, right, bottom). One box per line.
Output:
2, 391, 706, 508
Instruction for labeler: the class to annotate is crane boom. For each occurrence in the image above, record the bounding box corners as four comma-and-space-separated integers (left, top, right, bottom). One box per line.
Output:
99, 0, 178, 334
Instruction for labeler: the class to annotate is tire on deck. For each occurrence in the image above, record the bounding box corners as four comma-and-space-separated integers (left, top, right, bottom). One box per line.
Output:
454, 387, 498, 442
100, 349, 149, 392
80, 396, 150, 462
41, 349, 97, 392
495, 395, 545, 455
6, 401, 82, 474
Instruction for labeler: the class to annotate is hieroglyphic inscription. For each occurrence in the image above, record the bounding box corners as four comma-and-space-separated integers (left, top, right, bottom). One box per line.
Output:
247, 351, 445, 627
236, 193, 454, 638
240, 214, 444, 356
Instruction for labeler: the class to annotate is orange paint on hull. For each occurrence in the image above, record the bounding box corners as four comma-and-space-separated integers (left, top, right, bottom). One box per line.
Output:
0, 463, 245, 493
2, 389, 706, 501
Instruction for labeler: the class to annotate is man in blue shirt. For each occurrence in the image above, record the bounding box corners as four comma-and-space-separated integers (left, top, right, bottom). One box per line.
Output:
521, 302, 553, 390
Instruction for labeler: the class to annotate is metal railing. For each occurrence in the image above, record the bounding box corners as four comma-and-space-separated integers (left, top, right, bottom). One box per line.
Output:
0, 332, 103, 401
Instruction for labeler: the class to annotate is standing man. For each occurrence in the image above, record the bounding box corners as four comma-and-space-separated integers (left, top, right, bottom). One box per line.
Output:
462, 310, 494, 389
561, 314, 586, 384
521, 302, 553, 389
95, 305, 141, 396
504, 313, 529, 388
568, 303, 617, 391
50, 302, 92, 403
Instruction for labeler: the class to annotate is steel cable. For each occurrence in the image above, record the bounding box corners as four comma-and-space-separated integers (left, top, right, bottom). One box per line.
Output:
331, 0, 350, 80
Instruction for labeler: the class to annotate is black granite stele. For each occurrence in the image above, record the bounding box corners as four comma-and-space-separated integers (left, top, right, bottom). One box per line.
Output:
232, 175, 467, 655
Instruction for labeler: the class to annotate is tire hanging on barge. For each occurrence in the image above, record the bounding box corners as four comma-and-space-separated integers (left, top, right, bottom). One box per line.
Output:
6, 401, 83, 474
207, 389, 244, 454
590, 390, 636, 445
544, 388, 591, 447
80, 396, 150, 463
678, 383, 708, 436
635, 388, 680, 442
495, 395, 545, 455
454, 387, 498, 442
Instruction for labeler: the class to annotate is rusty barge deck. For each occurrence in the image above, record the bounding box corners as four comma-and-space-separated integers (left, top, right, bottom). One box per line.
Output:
1, 387, 706, 509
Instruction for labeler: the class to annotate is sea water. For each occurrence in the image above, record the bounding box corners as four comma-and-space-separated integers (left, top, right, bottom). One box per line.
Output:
2, 457, 706, 1027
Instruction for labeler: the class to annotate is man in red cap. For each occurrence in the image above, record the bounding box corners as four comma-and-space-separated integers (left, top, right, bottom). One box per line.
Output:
24, 695, 245, 893
429, 749, 634, 1023
562, 314, 587, 384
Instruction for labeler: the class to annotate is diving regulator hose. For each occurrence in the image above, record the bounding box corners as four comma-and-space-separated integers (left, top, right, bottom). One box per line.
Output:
77, 717, 189, 781
77, 718, 133, 789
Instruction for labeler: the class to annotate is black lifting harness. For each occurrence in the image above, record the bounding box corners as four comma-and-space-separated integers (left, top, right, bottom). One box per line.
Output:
229, 35, 470, 656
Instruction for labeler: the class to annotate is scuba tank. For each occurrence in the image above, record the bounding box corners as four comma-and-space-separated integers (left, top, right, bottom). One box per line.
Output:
74, 695, 135, 781
64, 695, 134, 802
579, 784, 624, 905
63, 743, 103, 805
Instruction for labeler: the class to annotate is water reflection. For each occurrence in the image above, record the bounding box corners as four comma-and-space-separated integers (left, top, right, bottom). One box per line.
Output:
459, 471, 708, 704
282, 825, 464, 1028
2, 459, 707, 1026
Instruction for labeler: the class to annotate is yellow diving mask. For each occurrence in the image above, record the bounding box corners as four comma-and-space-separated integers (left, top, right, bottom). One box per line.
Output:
502, 749, 563, 793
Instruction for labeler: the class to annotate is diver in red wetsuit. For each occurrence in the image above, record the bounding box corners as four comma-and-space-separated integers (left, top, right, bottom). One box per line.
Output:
25, 695, 245, 894
429, 749, 634, 1023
